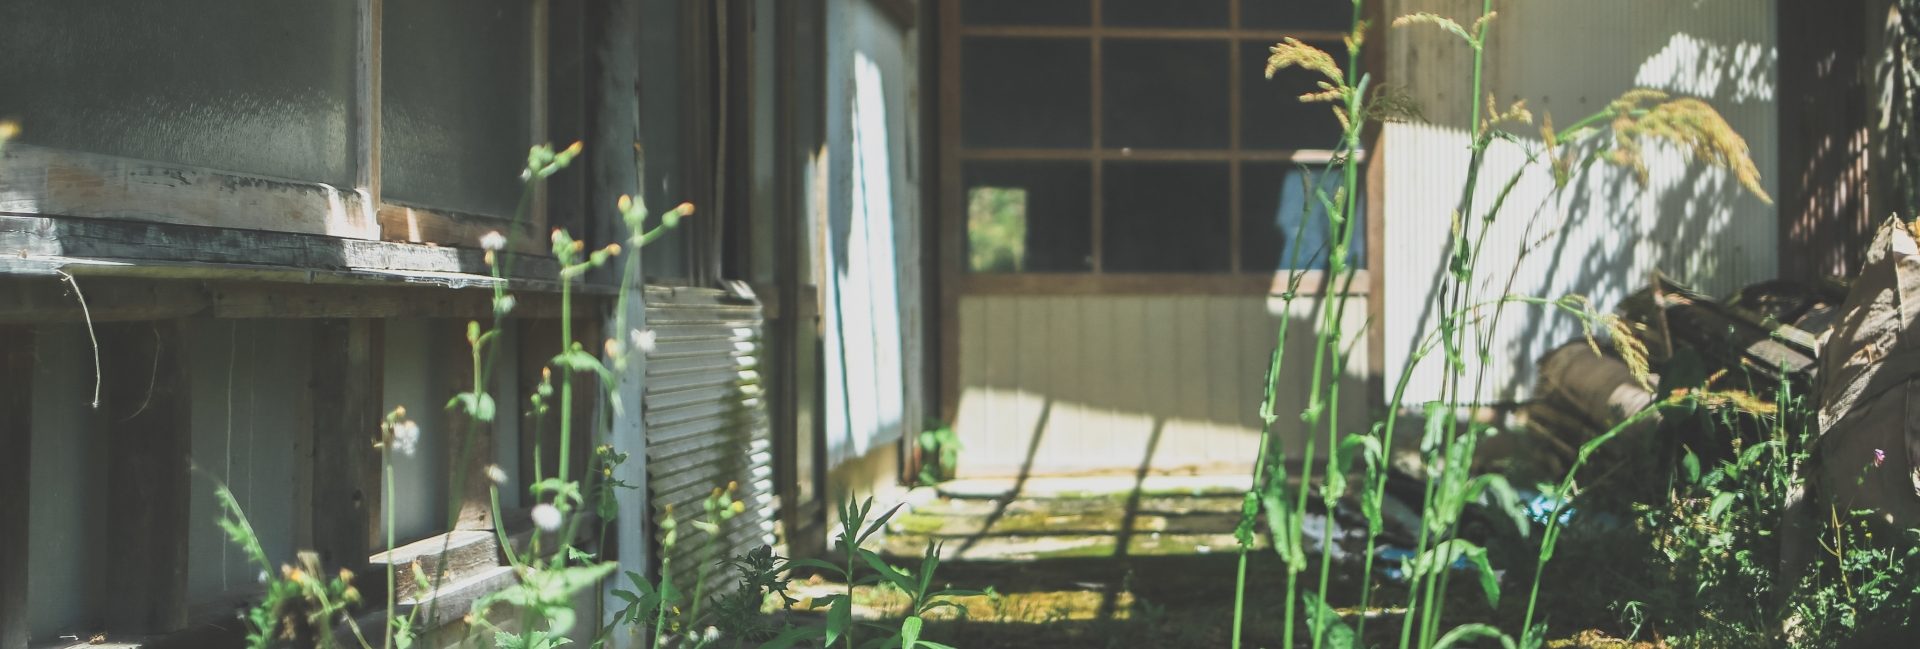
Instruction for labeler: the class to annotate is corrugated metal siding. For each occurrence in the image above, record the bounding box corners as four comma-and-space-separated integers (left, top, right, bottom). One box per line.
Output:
1382, 0, 1779, 403
643, 285, 776, 601
953, 294, 1370, 477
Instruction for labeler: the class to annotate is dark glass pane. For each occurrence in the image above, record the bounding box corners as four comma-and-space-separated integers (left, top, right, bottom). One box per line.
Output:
962, 38, 1092, 149
1241, 39, 1346, 150
962, 0, 1089, 26
383, 0, 533, 217
1103, 162, 1230, 272
1242, 162, 1366, 271
1102, 40, 1230, 149
0, 1, 353, 184
1243, 0, 1353, 31
963, 162, 1093, 273
1103, 0, 1229, 28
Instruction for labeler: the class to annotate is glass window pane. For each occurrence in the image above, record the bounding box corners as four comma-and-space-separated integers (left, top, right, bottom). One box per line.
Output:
1241, 39, 1346, 150
383, 0, 533, 217
962, 37, 1092, 149
1102, 0, 1228, 28
1103, 162, 1230, 272
0, 1, 353, 184
964, 162, 1093, 273
1242, 0, 1353, 31
962, 0, 1089, 26
1103, 39, 1230, 149
1241, 162, 1366, 271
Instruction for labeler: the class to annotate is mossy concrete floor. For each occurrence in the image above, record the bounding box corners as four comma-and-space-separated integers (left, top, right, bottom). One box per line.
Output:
782, 475, 1661, 648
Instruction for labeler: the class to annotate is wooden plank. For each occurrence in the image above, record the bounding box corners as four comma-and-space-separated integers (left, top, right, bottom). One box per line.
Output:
1046, 296, 1083, 464
376, 203, 545, 256
1013, 297, 1050, 467
1078, 296, 1117, 461
981, 297, 1019, 473
0, 143, 374, 239
0, 214, 570, 289
310, 319, 381, 589
956, 25, 1345, 40
442, 326, 496, 531
0, 277, 602, 324
101, 321, 191, 634
958, 271, 1370, 296
956, 148, 1351, 162
0, 327, 28, 649
1206, 296, 1245, 459
356, 0, 382, 205
936, 0, 966, 427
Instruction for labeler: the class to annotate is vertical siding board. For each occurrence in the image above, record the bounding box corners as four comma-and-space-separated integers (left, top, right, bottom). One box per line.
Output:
1108, 297, 1151, 472
1383, 0, 1779, 403
1079, 296, 1118, 460
1012, 297, 1050, 471
982, 296, 1021, 474
954, 296, 986, 475
1207, 296, 1248, 469
1046, 296, 1083, 468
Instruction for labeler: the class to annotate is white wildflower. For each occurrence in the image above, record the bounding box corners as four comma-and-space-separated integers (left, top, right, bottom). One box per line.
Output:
390, 419, 420, 457
702, 627, 722, 644
531, 503, 562, 532
486, 464, 510, 485
480, 231, 508, 251
631, 328, 657, 355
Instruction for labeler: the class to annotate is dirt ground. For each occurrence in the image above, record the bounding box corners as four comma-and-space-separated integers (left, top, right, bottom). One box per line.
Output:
781, 476, 1661, 649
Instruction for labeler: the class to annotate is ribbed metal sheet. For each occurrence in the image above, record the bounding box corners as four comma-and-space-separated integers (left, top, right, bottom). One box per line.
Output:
1381, 0, 1779, 403
643, 284, 776, 604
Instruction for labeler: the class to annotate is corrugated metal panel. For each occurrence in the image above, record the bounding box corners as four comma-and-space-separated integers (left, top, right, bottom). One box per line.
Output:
952, 294, 1370, 477
643, 284, 776, 604
1382, 0, 1779, 403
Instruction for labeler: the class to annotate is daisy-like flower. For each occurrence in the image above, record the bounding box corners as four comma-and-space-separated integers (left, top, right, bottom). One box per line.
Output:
480, 231, 508, 251
532, 503, 562, 532
486, 464, 510, 485
631, 328, 657, 355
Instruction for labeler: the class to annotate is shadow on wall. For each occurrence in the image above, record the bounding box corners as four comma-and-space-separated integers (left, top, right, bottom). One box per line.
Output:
1385, 0, 1780, 404
952, 294, 1371, 478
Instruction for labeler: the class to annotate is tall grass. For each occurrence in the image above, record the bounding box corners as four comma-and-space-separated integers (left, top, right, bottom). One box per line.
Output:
1230, 2, 1775, 648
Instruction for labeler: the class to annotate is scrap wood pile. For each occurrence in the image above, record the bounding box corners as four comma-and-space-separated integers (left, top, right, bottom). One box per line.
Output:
1504, 217, 1920, 542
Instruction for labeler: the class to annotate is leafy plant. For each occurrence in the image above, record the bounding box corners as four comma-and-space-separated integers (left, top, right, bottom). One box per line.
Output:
917, 423, 961, 486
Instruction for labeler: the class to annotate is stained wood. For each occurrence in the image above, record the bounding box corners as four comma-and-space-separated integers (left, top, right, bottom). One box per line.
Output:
310, 319, 381, 587
101, 321, 191, 634
0, 277, 601, 324
959, 271, 1369, 296
0, 143, 374, 239
442, 325, 496, 531
0, 327, 29, 649
375, 203, 545, 256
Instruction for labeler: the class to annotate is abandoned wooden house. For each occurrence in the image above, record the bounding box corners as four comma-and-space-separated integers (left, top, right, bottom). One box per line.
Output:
0, 0, 1902, 646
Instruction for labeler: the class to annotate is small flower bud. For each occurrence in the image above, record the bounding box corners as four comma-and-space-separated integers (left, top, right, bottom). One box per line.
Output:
617, 194, 634, 212
480, 231, 507, 251
676, 202, 696, 215
486, 464, 510, 485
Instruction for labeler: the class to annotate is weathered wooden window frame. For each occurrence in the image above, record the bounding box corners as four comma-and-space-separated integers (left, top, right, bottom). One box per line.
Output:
0, 0, 562, 265
937, 0, 1374, 298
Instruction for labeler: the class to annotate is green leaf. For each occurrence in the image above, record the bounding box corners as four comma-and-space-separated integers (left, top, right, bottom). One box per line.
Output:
859, 549, 918, 593
900, 615, 925, 649
1432, 623, 1517, 649
1409, 539, 1501, 607
446, 391, 498, 422
1681, 447, 1702, 484
860, 502, 906, 544
787, 557, 846, 576
1421, 401, 1449, 454
1301, 592, 1357, 649
1261, 474, 1307, 572
826, 596, 851, 647
1474, 473, 1532, 538
757, 626, 827, 649
1707, 491, 1738, 522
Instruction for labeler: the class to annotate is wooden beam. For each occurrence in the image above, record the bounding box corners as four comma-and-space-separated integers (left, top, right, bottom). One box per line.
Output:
0, 143, 375, 239
375, 203, 546, 256
0, 327, 29, 649
310, 319, 382, 586
101, 321, 191, 635
442, 325, 495, 531
956, 271, 1368, 296
0, 277, 605, 323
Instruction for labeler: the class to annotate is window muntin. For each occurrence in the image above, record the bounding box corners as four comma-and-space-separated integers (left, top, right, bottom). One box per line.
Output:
950, 0, 1362, 279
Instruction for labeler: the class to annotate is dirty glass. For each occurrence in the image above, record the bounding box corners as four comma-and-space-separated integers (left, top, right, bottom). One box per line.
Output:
1242, 162, 1367, 271
962, 0, 1090, 26
962, 37, 1092, 149
1102, 0, 1229, 28
1241, 39, 1347, 150
1102, 39, 1230, 149
382, 0, 532, 218
1242, 0, 1353, 31
0, 1, 353, 185
964, 162, 1093, 273
1102, 162, 1231, 272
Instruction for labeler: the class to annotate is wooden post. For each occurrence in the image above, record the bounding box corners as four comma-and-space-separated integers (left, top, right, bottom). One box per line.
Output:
100, 321, 191, 635
1, 327, 31, 649
310, 319, 382, 584
444, 323, 495, 531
